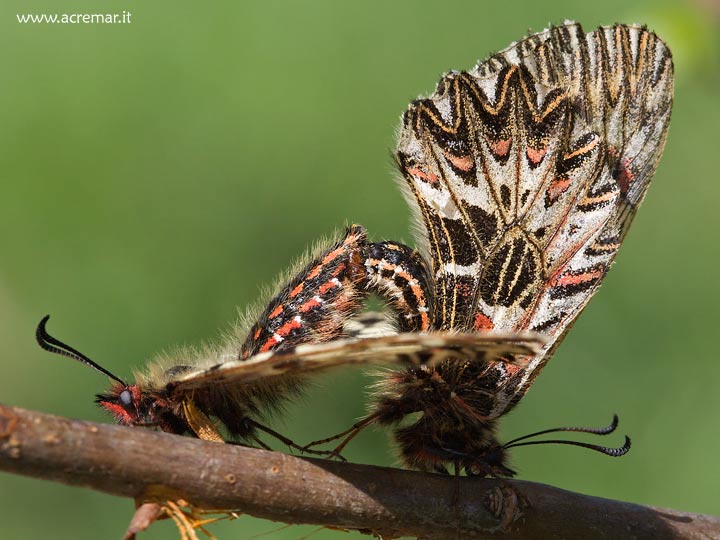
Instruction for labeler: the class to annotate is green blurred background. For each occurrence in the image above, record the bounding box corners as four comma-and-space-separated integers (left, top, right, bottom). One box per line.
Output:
1, 0, 718, 538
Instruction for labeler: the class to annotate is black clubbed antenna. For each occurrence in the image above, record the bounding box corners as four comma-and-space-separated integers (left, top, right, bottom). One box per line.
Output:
504, 435, 631, 457
503, 414, 620, 446
503, 415, 631, 458
36, 315, 128, 387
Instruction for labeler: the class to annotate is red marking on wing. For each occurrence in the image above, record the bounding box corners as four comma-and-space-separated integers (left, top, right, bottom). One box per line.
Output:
503, 364, 522, 377
456, 280, 473, 298
408, 166, 439, 184
268, 305, 283, 319
580, 189, 616, 207
617, 158, 635, 195
444, 152, 475, 171
547, 177, 572, 201
473, 312, 495, 331
526, 146, 547, 164
486, 137, 511, 157
554, 268, 603, 287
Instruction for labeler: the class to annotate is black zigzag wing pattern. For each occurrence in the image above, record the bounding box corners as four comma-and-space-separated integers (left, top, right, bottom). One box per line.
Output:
391, 22, 672, 421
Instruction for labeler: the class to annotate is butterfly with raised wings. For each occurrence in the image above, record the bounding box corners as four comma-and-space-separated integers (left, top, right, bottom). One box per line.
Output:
37, 22, 672, 478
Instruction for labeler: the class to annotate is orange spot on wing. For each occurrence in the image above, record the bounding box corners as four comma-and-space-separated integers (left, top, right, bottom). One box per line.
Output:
407, 166, 439, 184
473, 312, 495, 331
455, 280, 473, 298
444, 152, 474, 171
253, 327, 262, 340
526, 146, 547, 164
503, 364, 522, 376
419, 312, 430, 331
555, 268, 603, 287
268, 305, 283, 319
548, 177, 572, 201
617, 158, 635, 195
486, 137, 511, 157
581, 190, 616, 206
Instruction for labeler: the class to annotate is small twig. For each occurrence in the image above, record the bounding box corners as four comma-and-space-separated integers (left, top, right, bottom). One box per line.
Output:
0, 403, 718, 540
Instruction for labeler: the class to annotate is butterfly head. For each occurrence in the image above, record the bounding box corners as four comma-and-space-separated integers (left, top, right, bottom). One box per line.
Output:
94, 383, 145, 425
393, 415, 517, 477
461, 444, 517, 478
35, 315, 159, 427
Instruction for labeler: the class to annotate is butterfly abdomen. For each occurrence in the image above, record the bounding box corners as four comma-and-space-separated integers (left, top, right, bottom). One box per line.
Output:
125, 226, 374, 442
364, 241, 433, 332
240, 225, 369, 359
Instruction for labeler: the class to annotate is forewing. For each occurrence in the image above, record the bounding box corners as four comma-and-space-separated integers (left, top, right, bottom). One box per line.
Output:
492, 24, 674, 410
171, 332, 546, 392
395, 22, 673, 415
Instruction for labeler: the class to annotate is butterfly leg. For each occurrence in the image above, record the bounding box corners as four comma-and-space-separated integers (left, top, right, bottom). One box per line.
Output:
247, 433, 274, 452
302, 413, 379, 459
246, 418, 348, 460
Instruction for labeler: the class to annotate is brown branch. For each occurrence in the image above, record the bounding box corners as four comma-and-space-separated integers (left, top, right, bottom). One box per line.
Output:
0, 403, 717, 540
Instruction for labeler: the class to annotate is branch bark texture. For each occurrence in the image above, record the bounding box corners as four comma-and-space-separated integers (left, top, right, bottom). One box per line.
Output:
0, 403, 717, 540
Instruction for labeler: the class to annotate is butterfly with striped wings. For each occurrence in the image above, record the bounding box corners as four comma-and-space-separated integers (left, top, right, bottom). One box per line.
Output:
37, 22, 672, 479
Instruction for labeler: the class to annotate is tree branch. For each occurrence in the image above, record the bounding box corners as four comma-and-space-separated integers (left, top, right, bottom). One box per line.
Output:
0, 403, 717, 540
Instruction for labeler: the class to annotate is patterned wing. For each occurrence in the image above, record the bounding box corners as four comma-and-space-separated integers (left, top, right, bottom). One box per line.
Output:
395, 23, 673, 414
171, 331, 546, 391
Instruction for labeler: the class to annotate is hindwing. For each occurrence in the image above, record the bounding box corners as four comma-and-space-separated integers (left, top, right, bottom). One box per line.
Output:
395, 22, 673, 415
171, 331, 545, 393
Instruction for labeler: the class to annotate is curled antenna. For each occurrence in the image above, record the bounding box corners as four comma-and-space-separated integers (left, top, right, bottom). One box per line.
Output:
36, 315, 128, 387
503, 414, 620, 447
503, 415, 630, 458
504, 435, 631, 458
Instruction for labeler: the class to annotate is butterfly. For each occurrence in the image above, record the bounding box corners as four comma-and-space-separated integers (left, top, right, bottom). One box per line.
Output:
37, 224, 542, 451
305, 22, 674, 476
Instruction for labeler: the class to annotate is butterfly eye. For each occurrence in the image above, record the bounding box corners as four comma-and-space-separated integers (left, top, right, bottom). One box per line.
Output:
118, 389, 133, 408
